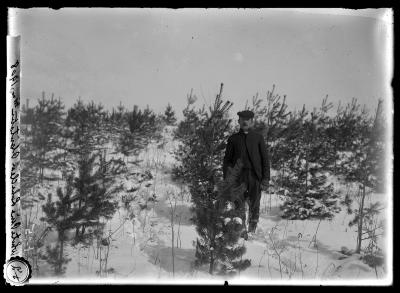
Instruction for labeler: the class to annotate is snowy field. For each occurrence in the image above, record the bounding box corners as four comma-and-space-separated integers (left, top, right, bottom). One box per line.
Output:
26, 126, 391, 285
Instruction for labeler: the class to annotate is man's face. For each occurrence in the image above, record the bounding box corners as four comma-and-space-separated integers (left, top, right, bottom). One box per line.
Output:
239, 117, 254, 131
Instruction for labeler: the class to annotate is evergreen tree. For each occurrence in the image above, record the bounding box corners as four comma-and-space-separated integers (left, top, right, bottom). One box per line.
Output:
28, 93, 66, 183
116, 104, 161, 162
163, 103, 177, 125
174, 88, 201, 141
273, 106, 308, 196
72, 152, 118, 245
116, 101, 126, 124
65, 99, 108, 158
40, 176, 75, 275
172, 89, 204, 181
20, 97, 39, 206
20, 125, 41, 217
339, 99, 386, 253
63, 99, 112, 190
106, 106, 123, 138
127, 105, 146, 134
40, 148, 122, 276
176, 84, 250, 275
245, 85, 291, 150
20, 93, 66, 230
211, 159, 251, 275
278, 98, 341, 220
325, 98, 366, 175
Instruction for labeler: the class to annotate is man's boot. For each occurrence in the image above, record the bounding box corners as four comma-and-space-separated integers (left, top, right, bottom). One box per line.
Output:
249, 221, 257, 234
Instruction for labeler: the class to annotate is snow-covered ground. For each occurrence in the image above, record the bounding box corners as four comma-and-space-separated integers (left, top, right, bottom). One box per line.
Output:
27, 125, 392, 285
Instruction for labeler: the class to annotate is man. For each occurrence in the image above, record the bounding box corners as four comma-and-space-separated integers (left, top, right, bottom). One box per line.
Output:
223, 110, 270, 239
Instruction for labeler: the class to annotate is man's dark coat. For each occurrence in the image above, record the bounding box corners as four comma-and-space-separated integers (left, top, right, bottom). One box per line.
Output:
223, 129, 270, 183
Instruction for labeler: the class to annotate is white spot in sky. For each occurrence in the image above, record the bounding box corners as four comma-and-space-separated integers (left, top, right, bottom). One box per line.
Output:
234, 52, 244, 63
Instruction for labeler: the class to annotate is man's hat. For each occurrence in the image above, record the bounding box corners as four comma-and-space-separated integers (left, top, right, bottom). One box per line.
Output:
237, 110, 254, 119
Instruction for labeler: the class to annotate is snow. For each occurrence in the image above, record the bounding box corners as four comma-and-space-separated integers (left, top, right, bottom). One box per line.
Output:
25, 125, 391, 285
224, 218, 231, 225
233, 217, 242, 225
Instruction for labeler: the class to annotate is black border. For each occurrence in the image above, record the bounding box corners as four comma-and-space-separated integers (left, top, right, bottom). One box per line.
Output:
2, 2, 397, 289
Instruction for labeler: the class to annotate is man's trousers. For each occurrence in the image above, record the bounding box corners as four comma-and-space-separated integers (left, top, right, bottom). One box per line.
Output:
240, 168, 261, 225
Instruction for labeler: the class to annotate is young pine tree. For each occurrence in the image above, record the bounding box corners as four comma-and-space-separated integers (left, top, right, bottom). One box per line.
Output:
279, 98, 341, 220
72, 152, 118, 245
116, 104, 160, 162
172, 89, 204, 182
325, 98, 366, 175
163, 103, 177, 126
211, 159, 251, 275
177, 84, 250, 275
40, 176, 76, 275
340, 100, 386, 254
244, 84, 291, 151
65, 99, 107, 158
28, 93, 66, 183
20, 126, 42, 223
174, 88, 201, 141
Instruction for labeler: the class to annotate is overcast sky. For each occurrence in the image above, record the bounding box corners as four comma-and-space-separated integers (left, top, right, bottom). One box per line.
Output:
9, 8, 392, 119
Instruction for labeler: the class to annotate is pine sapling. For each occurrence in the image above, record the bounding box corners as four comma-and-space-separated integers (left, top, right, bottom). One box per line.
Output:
40, 176, 75, 275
